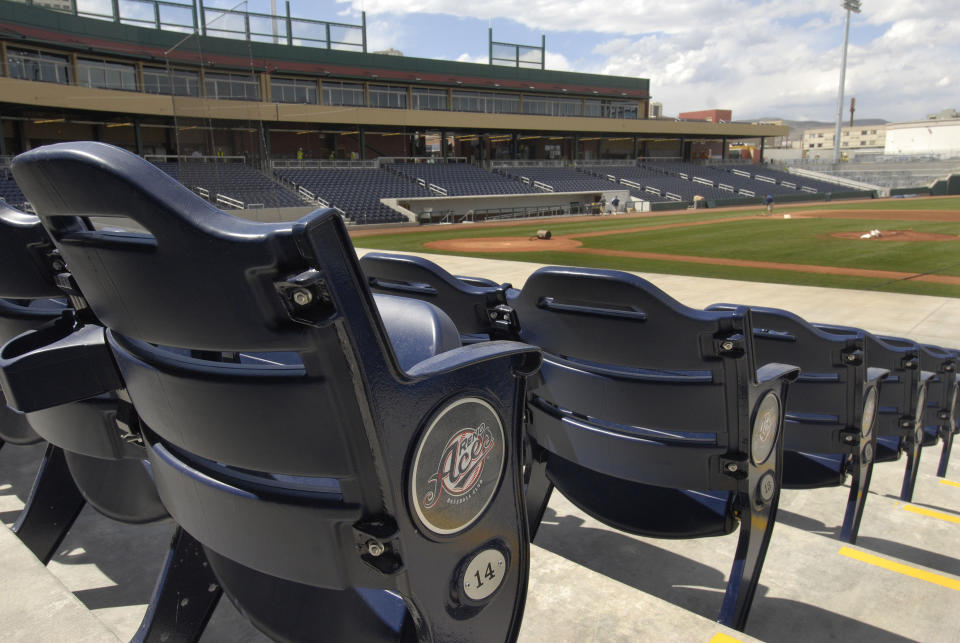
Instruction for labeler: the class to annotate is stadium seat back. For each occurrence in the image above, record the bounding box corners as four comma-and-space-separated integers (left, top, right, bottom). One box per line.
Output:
12, 142, 541, 642
709, 303, 887, 542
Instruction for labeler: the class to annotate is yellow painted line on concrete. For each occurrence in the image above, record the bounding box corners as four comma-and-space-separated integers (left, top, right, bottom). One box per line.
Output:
709, 634, 743, 643
939, 478, 960, 489
903, 504, 960, 525
838, 547, 960, 591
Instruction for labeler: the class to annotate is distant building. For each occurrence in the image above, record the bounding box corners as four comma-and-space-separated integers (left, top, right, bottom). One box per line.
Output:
373, 48, 404, 56
885, 119, 960, 156
801, 125, 886, 157
648, 102, 663, 119
927, 108, 959, 120
678, 109, 732, 123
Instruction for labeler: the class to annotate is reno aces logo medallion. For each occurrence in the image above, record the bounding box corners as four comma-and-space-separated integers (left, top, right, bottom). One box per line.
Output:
410, 397, 505, 535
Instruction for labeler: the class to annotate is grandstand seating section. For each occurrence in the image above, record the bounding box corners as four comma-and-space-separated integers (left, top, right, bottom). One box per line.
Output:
4, 156, 867, 226
726, 165, 847, 194
498, 166, 620, 195
386, 162, 539, 196
274, 167, 431, 224
150, 161, 307, 209
1, 167, 28, 209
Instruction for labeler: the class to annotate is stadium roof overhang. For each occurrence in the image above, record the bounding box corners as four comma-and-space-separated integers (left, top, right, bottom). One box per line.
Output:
0, 76, 787, 140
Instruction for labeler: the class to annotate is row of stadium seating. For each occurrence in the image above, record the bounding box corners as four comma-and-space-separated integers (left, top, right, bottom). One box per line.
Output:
274, 167, 430, 223
150, 161, 307, 209
385, 162, 540, 196
1, 142, 953, 641
0, 167, 28, 209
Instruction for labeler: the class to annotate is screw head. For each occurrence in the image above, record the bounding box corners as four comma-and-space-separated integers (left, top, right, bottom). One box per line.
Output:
846, 354, 857, 362
843, 434, 854, 443
725, 462, 740, 473
721, 341, 735, 352
292, 288, 313, 306
52, 259, 65, 271
366, 540, 385, 557
489, 311, 498, 320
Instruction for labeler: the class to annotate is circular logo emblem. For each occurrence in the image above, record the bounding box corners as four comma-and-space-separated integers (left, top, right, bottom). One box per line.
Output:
410, 397, 505, 536
861, 386, 878, 438
751, 392, 780, 466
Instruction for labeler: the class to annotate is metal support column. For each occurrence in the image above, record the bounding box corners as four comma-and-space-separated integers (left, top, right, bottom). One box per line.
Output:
134, 118, 143, 156
721, 136, 727, 160
359, 127, 365, 161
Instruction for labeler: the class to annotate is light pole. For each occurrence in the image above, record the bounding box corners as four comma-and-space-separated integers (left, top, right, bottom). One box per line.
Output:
833, 0, 861, 164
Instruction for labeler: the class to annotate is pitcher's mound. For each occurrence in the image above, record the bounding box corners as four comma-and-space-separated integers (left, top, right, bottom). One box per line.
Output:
830, 230, 959, 242
425, 236, 583, 253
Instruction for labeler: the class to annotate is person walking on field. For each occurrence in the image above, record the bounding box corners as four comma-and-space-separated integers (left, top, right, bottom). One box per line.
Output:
764, 194, 774, 216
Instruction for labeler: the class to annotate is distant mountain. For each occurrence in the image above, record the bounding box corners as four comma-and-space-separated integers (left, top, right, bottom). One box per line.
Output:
754, 117, 889, 129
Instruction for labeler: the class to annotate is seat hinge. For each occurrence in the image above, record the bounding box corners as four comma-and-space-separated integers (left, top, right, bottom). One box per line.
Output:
841, 348, 864, 366
489, 304, 519, 339
353, 516, 403, 576
720, 454, 749, 479
275, 269, 337, 327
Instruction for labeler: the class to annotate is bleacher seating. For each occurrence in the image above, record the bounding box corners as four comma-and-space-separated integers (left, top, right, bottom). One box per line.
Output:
0, 166, 28, 209
11, 142, 542, 641
499, 166, 619, 194
0, 201, 222, 643
707, 302, 889, 543
360, 251, 803, 631
386, 162, 539, 196
726, 165, 858, 195
151, 161, 307, 209
815, 326, 934, 503
274, 167, 429, 224
916, 344, 958, 476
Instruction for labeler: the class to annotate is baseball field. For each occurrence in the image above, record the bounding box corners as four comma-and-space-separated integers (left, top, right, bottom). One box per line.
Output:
352, 195, 960, 298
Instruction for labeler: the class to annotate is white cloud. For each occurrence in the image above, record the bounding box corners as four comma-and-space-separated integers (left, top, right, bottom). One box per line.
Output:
329, 0, 960, 121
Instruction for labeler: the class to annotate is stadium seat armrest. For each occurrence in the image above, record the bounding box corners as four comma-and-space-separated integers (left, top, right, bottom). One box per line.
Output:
0, 320, 121, 413
404, 340, 541, 380
756, 362, 801, 385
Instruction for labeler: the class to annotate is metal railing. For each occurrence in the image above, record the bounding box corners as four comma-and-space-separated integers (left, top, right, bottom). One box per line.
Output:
29, 0, 368, 51
215, 193, 244, 209
271, 159, 378, 169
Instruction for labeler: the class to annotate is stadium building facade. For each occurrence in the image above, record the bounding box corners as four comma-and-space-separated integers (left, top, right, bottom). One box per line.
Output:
0, 0, 785, 163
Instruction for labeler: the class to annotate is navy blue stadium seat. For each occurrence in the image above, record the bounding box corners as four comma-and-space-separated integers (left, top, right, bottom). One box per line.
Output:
360, 252, 801, 631
12, 141, 541, 642
0, 203, 226, 642
916, 344, 957, 477
0, 203, 65, 449
707, 303, 889, 543
815, 326, 933, 502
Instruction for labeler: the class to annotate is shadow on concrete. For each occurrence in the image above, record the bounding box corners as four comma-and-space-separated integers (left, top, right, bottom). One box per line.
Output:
774, 507, 960, 577
536, 506, 916, 643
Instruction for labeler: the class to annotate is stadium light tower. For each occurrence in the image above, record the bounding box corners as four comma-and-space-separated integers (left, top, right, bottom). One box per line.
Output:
832, 0, 861, 164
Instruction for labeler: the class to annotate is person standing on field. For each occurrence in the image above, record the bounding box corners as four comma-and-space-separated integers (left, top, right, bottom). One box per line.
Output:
764, 194, 774, 215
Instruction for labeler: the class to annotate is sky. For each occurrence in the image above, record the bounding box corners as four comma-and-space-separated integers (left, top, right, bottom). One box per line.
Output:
201, 0, 959, 123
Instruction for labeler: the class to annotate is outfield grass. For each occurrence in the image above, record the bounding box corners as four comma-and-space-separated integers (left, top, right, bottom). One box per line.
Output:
352, 196, 960, 298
